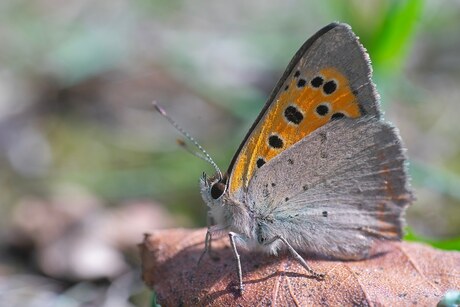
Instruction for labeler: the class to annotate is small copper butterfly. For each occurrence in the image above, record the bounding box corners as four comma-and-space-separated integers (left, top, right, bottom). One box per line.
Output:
156, 22, 413, 293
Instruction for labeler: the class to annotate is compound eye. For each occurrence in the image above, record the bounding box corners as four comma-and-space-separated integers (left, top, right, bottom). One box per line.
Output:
210, 181, 226, 199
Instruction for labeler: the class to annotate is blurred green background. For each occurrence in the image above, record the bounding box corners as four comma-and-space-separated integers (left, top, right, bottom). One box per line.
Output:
0, 0, 459, 305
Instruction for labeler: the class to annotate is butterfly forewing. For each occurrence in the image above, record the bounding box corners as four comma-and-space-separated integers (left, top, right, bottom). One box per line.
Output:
227, 23, 380, 196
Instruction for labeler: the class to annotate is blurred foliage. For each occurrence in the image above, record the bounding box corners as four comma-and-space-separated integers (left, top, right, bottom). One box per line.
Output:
438, 290, 460, 307
405, 228, 460, 251
150, 291, 161, 307
333, 0, 424, 73
0, 0, 459, 305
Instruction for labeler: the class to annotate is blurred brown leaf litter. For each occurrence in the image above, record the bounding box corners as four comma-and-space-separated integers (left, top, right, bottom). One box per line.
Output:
141, 228, 460, 306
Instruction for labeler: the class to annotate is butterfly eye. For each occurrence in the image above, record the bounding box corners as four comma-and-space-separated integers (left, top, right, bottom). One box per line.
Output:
210, 181, 226, 199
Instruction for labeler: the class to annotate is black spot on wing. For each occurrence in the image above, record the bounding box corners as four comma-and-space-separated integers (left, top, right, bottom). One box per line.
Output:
323, 80, 337, 94
256, 158, 266, 168
268, 134, 284, 149
284, 105, 303, 124
297, 78, 307, 88
316, 104, 329, 116
331, 112, 345, 120
311, 76, 324, 88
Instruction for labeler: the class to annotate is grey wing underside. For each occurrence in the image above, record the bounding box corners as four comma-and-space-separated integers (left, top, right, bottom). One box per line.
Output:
247, 117, 413, 259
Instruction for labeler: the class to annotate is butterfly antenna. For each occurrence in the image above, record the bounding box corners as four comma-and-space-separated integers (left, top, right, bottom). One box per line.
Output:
176, 139, 212, 163
153, 101, 223, 181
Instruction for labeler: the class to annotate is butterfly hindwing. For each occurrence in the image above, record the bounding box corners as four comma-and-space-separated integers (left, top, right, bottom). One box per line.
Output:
227, 23, 380, 196
247, 117, 413, 258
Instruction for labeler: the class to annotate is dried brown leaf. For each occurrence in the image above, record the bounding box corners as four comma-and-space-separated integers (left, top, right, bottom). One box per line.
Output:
140, 228, 460, 306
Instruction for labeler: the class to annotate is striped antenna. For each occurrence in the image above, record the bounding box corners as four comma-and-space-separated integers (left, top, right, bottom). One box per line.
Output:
152, 101, 223, 181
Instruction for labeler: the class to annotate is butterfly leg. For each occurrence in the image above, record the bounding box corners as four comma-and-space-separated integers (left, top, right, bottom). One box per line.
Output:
228, 232, 244, 293
198, 229, 213, 265
205, 213, 221, 261
266, 235, 325, 280
198, 225, 224, 265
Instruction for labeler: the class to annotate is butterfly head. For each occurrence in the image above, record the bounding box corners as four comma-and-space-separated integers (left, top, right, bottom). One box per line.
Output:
200, 172, 228, 207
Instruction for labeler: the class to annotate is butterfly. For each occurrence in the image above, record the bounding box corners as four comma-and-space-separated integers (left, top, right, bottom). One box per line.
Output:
156, 22, 414, 293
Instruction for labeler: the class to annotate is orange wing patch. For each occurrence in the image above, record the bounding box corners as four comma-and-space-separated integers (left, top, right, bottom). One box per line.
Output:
229, 68, 362, 193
